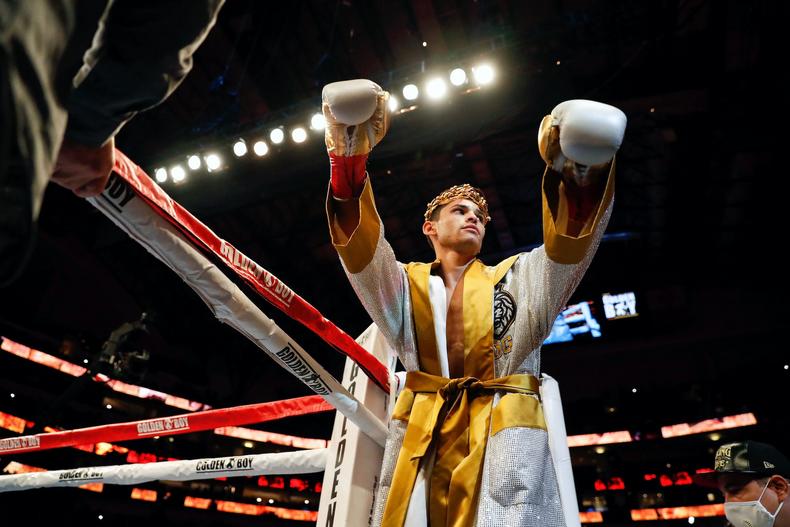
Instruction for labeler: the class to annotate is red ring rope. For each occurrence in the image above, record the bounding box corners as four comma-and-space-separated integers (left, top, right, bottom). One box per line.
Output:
0, 395, 331, 456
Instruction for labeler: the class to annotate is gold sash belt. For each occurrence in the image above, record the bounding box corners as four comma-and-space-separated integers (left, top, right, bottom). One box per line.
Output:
381, 371, 542, 527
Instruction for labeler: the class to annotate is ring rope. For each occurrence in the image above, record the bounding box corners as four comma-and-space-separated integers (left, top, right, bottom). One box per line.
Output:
0, 449, 326, 493
109, 150, 389, 392
0, 395, 331, 456
88, 165, 388, 446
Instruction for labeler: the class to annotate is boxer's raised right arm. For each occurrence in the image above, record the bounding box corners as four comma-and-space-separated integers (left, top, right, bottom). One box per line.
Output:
322, 81, 417, 367
323, 79, 391, 263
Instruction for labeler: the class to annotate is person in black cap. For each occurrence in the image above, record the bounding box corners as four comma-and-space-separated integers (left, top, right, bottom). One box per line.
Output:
695, 441, 790, 527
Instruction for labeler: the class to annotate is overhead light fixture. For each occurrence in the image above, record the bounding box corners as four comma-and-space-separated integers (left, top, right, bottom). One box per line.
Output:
253, 140, 269, 156
170, 165, 186, 183
426, 78, 447, 100
187, 155, 201, 170
310, 113, 326, 130
402, 84, 419, 101
204, 153, 222, 172
449, 68, 467, 86
270, 128, 284, 144
472, 64, 495, 85
291, 127, 307, 143
233, 139, 247, 157
154, 168, 168, 183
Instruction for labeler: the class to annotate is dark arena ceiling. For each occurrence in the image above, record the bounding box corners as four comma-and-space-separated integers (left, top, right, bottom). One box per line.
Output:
0, 0, 783, 525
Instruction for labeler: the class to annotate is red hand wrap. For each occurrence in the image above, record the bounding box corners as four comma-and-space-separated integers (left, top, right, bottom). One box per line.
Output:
564, 177, 604, 221
329, 153, 368, 199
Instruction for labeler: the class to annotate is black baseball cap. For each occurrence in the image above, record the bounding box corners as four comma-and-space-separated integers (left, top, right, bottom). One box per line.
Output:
694, 441, 790, 488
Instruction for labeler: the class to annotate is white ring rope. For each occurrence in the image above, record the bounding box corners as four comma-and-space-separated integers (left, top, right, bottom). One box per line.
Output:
0, 449, 327, 493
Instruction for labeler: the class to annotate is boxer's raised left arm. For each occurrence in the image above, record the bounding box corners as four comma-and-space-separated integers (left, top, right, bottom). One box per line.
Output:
538, 99, 626, 262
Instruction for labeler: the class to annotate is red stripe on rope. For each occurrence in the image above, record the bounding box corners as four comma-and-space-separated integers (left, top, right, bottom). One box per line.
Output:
0, 396, 332, 455
110, 150, 390, 392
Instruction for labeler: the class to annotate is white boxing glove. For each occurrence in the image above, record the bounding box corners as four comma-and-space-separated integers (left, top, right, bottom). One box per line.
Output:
538, 99, 626, 185
322, 79, 390, 157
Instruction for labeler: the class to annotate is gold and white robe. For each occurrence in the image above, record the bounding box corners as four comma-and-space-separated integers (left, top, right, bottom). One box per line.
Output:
326, 163, 615, 527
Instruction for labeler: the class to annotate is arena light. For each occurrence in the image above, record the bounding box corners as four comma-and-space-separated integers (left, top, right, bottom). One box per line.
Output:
579, 511, 603, 523
253, 140, 269, 157
215, 425, 327, 449
170, 165, 186, 183
291, 127, 307, 143
187, 155, 201, 170
184, 496, 212, 509
402, 83, 419, 101
270, 128, 284, 144
205, 153, 222, 172
449, 68, 467, 86
0, 410, 26, 433
388, 95, 400, 112
567, 431, 633, 447
1, 337, 212, 412
233, 139, 247, 157
214, 500, 318, 520
472, 63, 495, 85
310, 113, 326, 130
131, 488, 157, 502
661, 412, 757, 438
154, 168, 167, 183
630, 504, 724, 521
425, 78, 447, 100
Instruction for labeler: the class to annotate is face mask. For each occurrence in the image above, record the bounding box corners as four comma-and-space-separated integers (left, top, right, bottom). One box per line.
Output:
724, 479, 784, 527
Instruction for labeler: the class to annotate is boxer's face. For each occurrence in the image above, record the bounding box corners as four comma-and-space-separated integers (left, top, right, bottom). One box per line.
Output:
423, 198, 486, 256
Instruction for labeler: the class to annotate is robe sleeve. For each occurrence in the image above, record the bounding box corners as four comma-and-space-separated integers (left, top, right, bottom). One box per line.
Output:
326, 178, 419, 371
515, 160, 615, 354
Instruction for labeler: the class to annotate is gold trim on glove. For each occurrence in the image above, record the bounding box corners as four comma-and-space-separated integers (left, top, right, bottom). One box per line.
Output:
542, 157, 616, 264
323, 91, 391, 157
